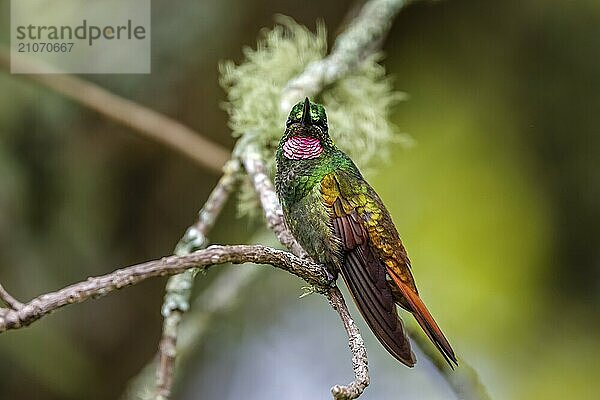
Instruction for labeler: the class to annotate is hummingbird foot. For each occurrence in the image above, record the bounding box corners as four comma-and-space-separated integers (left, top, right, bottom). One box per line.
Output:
323, 266, 338, 287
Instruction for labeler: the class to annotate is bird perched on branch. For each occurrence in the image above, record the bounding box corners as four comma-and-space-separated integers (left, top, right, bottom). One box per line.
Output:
275, 98, 457, 367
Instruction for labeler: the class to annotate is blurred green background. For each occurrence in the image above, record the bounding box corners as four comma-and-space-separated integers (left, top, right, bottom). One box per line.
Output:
0, 0, 598, 399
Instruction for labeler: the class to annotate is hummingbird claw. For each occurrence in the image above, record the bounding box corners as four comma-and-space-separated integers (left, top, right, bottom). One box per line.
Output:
324, 267, 338, 286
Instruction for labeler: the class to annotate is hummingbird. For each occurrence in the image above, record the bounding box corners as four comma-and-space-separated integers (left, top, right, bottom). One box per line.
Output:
275, 98, 457, 367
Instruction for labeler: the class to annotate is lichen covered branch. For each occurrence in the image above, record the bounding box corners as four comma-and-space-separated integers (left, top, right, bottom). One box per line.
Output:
123, 265, 264, 400
239, 140, 307, 257
280, 0, 408, 111
155, 159, 240, 399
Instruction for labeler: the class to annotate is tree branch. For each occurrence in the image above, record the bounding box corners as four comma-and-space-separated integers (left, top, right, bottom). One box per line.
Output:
155, 159, 240, 399
0, 49, 230, 173
280, 0, 408, 112
238, 139, 308, 257
328, 288, 370, 399
0, 245, 328, 334
123, 265, 264, 400
0, 283, 23, 310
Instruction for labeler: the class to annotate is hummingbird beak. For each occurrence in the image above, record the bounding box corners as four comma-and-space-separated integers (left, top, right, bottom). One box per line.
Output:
301, 97, 311, 126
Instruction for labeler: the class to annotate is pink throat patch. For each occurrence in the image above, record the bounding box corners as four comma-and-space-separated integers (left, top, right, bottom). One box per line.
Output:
283, 136, 323, 160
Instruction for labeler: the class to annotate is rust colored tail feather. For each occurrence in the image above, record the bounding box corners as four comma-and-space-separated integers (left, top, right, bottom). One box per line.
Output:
339, 249, 417, 367
388, 270, 458, 368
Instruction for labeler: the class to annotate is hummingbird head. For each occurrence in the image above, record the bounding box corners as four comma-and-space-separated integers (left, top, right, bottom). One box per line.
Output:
279, 97, 334, 160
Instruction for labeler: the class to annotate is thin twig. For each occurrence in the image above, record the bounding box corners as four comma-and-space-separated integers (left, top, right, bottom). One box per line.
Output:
238, 139, 308, 257
0, 49, 230, 173
123, 267, 264, 400
155, 159, 240, 399
0, 245, 329, 334
328, 288, 370, 399
0, 283, 23, 310
280, 0, 408, 112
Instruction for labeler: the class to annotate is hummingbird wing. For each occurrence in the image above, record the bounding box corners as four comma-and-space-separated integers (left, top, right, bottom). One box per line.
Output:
321, 169, 457, 368
321, 172, 416, 366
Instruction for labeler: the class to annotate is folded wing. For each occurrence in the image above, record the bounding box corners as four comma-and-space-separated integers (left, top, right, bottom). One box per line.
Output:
322, 170, 457, 368
323, 173, 416, 366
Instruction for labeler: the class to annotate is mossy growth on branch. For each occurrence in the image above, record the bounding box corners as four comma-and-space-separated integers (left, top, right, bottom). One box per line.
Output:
219, 16, 411, 216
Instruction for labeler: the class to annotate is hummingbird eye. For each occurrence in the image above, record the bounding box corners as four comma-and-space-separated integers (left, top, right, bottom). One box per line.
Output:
316, 121, 327, 131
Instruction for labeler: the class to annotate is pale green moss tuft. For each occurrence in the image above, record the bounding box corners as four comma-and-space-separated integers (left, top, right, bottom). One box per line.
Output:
219, 16, 327, 154
220, 17, 410, 216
